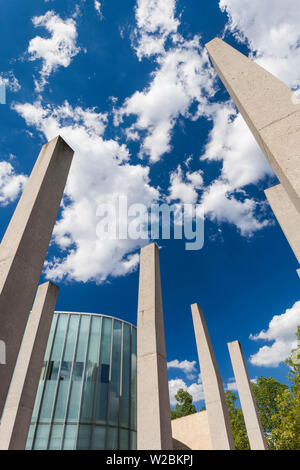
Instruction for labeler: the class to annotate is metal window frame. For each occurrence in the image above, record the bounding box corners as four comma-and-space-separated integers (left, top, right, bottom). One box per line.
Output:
60, 313, 81, 449
46, 314, 71, 449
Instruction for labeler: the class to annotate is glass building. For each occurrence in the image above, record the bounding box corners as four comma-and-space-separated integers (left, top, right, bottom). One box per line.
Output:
26, 312, 137, 450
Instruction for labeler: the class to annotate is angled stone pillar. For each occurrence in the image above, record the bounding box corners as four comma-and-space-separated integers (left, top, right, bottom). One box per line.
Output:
227, 341, 267, 450
0, 136, 73, 416
265, 184, 300, 275
0, 282, 59, 450
137, 243, 173, 450
191, 304, 235, 450
206, 38, 300, 215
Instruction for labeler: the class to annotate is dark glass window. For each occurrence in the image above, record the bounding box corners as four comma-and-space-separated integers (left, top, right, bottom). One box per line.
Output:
46, 361, 60, 380
59, 361, 72, 380
100, 364, 109, 383
73, 362, 84, 380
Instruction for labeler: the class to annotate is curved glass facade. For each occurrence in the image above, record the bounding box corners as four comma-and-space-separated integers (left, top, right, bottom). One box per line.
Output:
26, 312, 137, 450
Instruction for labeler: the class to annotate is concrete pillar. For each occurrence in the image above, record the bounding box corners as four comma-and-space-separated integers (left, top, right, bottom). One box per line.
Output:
206, 38, 300, 216
0, 136, 73, 416
227, 341, 267, 450
191, 304, 235, 450
0, 282, 59, 449
265, 184, 300, 274
137, 243, 173, 450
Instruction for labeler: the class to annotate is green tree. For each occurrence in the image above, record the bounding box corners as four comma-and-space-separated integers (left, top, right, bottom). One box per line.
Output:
270, 326, 300, 450
225, 390, 250, 450
226, 325, 300, 450
171, 388, 196, 420
251, 376, 289, 449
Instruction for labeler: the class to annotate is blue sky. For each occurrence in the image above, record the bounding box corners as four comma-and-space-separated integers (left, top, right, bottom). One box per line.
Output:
0, 0, 299, 408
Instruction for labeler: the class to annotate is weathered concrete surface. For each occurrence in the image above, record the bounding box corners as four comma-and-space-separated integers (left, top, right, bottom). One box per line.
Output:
228, 341, 267, 450
172, 410, 212, 450
137, 243, 173, 450
191, 304, 235, 450
265, 184, 300, 273
206, 38, 300, 215
0, 136, 73, 416
0, 282, 59, 450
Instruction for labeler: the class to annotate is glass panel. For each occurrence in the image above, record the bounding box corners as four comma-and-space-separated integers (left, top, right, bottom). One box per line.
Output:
107, 427, 118, 450
48, 424, 63, 450
39, 314, 68, 423
130, 431, 137, 450
120, 429, 129, 450
80, 316, 101, 423
77, 425, 92, 450
130, 327, 137, 431
108, 320, 122, 426
25, 424, 35, 450
92, 426, 106, 450
63, 425, 77, 450
120, 324, 130, 428
53, 315, 79, 422
67, 315, 90, 422
44, 314, 58, 361
51, 314, 69, 361
31, 315, 58, 424
33, 424, 50, 450
95, 317, 112, 424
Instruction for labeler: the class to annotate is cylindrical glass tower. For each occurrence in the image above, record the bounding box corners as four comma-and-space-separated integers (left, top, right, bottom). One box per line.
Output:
26, 312, 137, 450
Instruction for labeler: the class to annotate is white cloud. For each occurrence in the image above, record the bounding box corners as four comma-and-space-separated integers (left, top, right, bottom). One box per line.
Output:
184, 0, 300, 237
94, 1, 103, 19
220, 0, 300, 88
28, 10, 80, 91
0, 161, 27, 206
0, 71, 21, 92
14, 99, 159, 283
134, 0, 179, 59
202, 181, 269, 236
168, 166, 203, 205
249, 301, 300, 367
196, 97, 275, 236
201, 104, 273, 188
225, 377, 238, 391
115, 0, 273, 237
168, 378, 204, 406
117, 35, 215, 162
167, 359, 197, 380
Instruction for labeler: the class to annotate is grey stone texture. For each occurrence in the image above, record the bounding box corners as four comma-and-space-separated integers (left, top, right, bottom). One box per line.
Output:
191, 303, 235, 450
171, 410, 212, 450
137, 243, 173, 450
0, 136, 73, 416
228, 341, 267, 450
0, 282, 59, 449
265, 183, 300, 273
206, 38, 300, 216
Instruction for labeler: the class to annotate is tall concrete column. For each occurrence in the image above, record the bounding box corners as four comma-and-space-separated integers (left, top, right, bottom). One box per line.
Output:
137, 243, 173, 450
0, 282, 59, 450
228, 341, 267, 450
206, 38, 300, 216
191, 304, 235, 450
0, 136, 73, 416
265, 184, 300, 276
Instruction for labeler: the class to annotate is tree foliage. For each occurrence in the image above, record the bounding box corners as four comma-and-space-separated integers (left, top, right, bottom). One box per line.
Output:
251, 376, 289, 448
268, 325, 300, 450
226, 326, 300, 450
225, 390, 250, 450
171, 388, 196, 420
